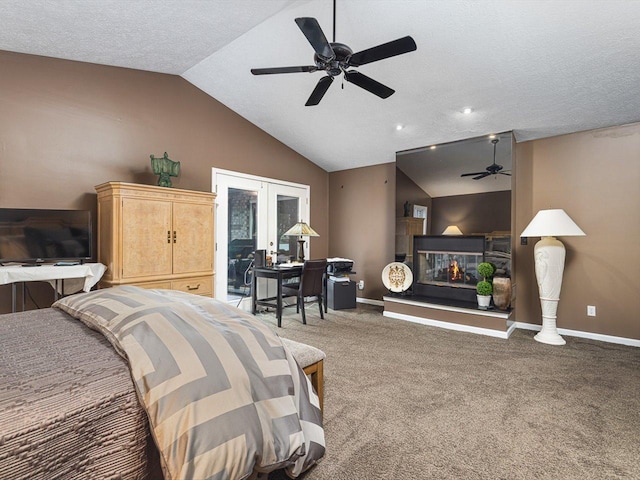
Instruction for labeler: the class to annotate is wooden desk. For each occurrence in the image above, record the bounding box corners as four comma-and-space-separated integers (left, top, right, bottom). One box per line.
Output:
251, 265, 302, 327
0, 263, 106, 312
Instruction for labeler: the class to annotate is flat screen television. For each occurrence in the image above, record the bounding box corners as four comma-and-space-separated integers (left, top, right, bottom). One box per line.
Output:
0, 208, 92, 264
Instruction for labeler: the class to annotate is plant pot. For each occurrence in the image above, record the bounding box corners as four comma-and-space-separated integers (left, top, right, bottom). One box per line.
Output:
492, 277, 512, 310
477, 294, 491, 308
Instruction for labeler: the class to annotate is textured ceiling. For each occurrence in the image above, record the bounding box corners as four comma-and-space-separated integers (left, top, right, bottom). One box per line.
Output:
2, 0, 640, 173
0, 0, 294, 74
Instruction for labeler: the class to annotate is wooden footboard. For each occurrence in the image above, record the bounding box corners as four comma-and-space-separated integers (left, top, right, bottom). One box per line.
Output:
303, 359, 324, 412
280, 338, 325, 413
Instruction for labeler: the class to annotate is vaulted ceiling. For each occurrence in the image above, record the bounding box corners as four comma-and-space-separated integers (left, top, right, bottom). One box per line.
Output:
2, 0, 639, 172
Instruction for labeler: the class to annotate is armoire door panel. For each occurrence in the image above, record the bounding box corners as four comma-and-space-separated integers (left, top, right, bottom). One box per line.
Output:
122, 198, 173, 278
172, 202, 214, 275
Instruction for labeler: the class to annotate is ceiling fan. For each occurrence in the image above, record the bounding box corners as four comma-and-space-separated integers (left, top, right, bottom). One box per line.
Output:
250, 0, 417, 106
460, 138, 511, 180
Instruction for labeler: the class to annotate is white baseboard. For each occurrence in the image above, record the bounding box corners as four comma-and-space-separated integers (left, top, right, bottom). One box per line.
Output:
515, 322, 640, 347
384, 310, 516, 340
514, 322, 540, 332
356, 297, 384, 307
379, 312, 639, 347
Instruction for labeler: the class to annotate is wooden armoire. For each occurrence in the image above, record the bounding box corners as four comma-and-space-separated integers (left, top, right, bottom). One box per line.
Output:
95, 182, 215, 297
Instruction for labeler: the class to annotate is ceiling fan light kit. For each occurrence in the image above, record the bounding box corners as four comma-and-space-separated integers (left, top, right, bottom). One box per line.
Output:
251, 2, 416, 106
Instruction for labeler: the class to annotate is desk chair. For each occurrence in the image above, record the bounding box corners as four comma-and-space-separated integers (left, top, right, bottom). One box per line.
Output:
282, 259, 327, 324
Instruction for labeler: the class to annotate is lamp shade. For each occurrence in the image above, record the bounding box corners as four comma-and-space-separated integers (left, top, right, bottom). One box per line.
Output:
442, 225, 463, 235
521, 209, 585, 238
283, 221, 319, 237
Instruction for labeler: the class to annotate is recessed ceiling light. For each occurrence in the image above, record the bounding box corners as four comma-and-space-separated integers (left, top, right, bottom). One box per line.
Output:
462, 107, 473, 115
430, 145, 436, 150
396, 124, 404, 131
489, 134, 496, 139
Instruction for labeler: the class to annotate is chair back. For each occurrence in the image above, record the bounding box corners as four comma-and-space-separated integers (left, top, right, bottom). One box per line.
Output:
299, 259, 327, 297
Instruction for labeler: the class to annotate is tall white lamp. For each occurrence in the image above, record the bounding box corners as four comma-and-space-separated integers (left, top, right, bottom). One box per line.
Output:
521, 209, 585, 345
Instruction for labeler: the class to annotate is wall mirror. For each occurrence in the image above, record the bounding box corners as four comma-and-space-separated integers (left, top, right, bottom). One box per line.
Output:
395, 131, 514, 280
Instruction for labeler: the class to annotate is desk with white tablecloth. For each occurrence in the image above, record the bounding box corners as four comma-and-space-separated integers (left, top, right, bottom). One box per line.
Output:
0, 263, 106, 312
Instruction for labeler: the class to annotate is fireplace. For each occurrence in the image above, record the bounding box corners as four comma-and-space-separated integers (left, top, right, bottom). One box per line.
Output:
412, 235, 485, 303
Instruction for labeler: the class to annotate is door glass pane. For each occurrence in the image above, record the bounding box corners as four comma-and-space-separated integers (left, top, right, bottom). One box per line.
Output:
228, 188, 257, 295
277, 194, 299, 262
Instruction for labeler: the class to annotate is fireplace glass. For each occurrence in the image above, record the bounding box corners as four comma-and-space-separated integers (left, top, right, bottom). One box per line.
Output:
412, 235, 486, 302
415, 250, 483, 289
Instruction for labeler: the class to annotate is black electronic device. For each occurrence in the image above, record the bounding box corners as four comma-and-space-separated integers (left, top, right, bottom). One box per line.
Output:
254, 249, 266, 268
0, 208, 92, 264
327, 260, 354, 276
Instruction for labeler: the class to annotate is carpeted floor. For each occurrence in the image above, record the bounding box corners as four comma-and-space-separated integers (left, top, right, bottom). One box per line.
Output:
263, 302, 640, 480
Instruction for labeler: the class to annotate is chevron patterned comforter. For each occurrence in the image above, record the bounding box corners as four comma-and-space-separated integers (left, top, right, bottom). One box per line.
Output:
53, 286, 325, 480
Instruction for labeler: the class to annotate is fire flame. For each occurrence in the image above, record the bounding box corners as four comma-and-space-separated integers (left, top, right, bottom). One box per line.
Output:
450, 260, 463, 281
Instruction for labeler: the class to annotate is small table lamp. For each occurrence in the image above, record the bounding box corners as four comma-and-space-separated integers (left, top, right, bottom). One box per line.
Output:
521, 209, 585, 345
283, 221, 319, 262
442, 225, 463, 235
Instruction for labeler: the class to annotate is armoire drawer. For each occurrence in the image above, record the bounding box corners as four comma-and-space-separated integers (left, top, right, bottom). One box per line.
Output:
171, 276, 213, 296
132, 280, 173, 290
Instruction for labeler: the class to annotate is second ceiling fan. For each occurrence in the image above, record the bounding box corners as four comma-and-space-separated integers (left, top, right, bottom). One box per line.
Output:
460, 138, 512, 180
251, 1, 417, 106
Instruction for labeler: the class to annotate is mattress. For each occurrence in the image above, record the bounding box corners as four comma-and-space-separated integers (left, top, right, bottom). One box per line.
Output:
0, 308, 162, 479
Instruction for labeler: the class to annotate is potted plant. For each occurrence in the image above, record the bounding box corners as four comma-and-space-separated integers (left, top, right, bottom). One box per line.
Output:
476, 262, 495, 308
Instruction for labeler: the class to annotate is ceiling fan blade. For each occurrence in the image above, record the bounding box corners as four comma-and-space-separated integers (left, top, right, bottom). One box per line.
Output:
461, 172, 487, 177
473, 173, 491, 180
344, 71, 394, 99
305, 76, 333, 106
295, 17, 335, 60
251, 66, 317, 75
348, 36, 417, 67
499, 172, 512, 176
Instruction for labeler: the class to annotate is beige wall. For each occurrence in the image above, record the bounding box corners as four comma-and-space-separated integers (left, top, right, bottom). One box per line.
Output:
512, 141, 535, 325
0, 50, 328, 312
332, 123, 639, 341
329, 163, 395, 301
515, 123, 640, 340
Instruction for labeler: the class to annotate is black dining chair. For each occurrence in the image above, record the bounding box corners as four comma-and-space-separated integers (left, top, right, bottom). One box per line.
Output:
282, 259, 327, 324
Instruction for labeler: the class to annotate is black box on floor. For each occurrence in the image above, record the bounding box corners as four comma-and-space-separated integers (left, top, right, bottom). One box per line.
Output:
327, 278, 356, 310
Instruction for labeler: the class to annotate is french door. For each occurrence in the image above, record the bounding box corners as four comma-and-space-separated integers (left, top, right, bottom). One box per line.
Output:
212, 169, 310, 303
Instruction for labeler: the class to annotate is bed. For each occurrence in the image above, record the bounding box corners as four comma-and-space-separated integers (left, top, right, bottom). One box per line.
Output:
0, 286, 324, 479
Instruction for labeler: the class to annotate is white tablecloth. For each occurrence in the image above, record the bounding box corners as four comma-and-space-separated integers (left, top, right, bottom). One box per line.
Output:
0, 263, 107, 294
